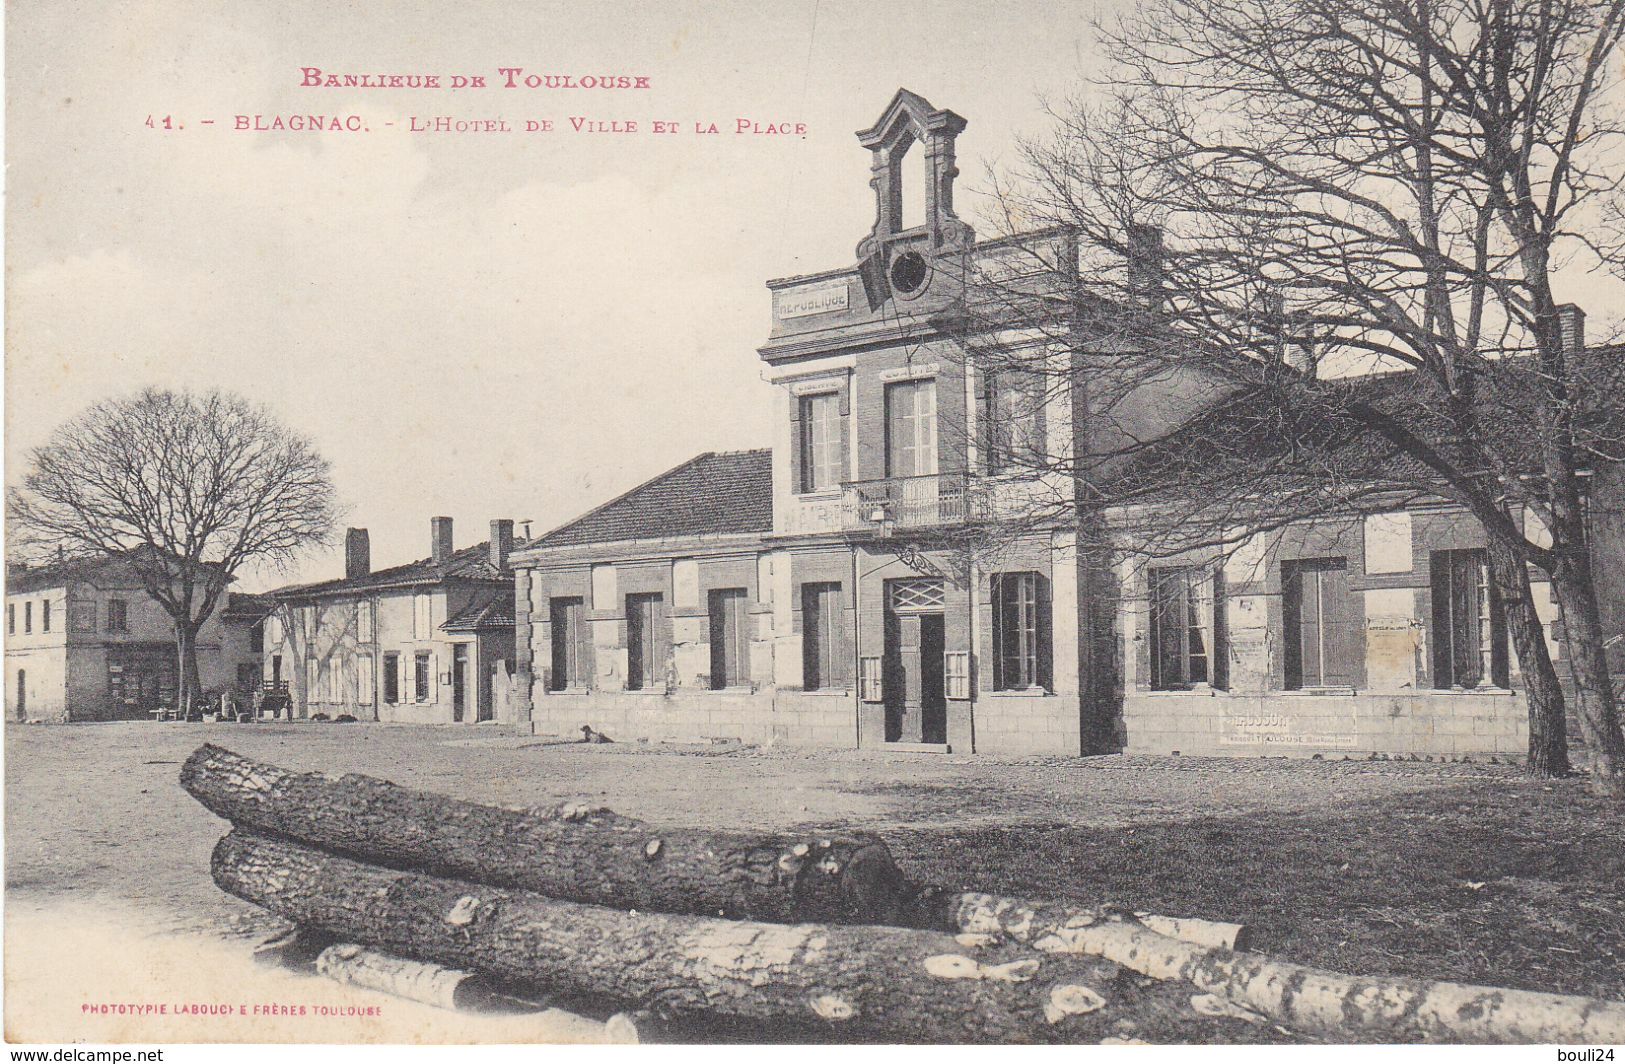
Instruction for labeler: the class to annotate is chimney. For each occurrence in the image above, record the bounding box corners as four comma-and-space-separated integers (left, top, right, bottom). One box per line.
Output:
1264, 288, 1316, 377
431, 516, 454, 568
489, 519, 514, 571
1556, 303, 1585, 356
344, 528, 370, 580
1125, 223, 1164, 312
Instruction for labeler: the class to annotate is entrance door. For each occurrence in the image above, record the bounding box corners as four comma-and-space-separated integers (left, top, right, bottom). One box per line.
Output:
452, 644, 467, 723
919, 615, 946, 744
882, 578, 947, 745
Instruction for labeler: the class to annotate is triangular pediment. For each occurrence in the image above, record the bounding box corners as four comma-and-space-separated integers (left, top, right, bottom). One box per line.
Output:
857, 88, 965, 148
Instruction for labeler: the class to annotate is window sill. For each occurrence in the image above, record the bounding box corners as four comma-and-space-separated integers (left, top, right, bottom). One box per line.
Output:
795, 688, 854, 697
1139, 687, 1230, 697
794, 488, 847, 501
1429, 686, 1517, 696
1281, 686, 1358, 697
699, 686, 758, 695
986, 688, 1054, 697
545, 687, 592, 696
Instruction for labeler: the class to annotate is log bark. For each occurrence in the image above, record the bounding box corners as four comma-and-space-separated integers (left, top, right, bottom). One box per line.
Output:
211, 828, 1268, 1044
181, 743, 912, 926
181, 744, 1245, 950
311, 944, 644, 1042
944, 892, 1625, 1044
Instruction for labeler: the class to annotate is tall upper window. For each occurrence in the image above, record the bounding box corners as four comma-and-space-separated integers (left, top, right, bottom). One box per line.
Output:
984, 370, 1045, 474
24, 602, 32, 634
798, 393, 843, 493
42, 601, 51, 633
885, 379, 938, 478
6, 603, 13, 634
801, 582, 848, 691
992, 572, 1051, 691
107, 599, 128, 632
708, 588, 750, 690
625, 592, 667, 691
412, 594, 432, 639
1148, 566, 1223, 690
548, 597, 589, 691
1282, 558, 1357, 689
357, 600, 374, 643
1430, 549, 1508, 689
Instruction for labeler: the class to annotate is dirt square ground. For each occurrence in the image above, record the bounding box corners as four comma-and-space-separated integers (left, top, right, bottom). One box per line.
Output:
4, 721, 1621, 1043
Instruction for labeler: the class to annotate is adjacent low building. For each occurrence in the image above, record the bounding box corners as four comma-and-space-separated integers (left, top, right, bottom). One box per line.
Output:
4, 556, 269, 722
266, 517, 518, 723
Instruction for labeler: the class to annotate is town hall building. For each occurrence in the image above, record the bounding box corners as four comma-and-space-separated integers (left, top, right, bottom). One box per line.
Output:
511, 89, 1624, 758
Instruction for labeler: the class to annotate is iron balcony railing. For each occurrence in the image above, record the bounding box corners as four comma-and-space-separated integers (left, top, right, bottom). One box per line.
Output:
843, 473, 973, 531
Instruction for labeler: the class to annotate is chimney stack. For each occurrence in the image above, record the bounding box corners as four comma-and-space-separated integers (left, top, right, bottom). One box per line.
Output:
1556, 303, 1586, 356
431, 516, 454, 568
344, 528, 370, 580
489, 519, 514, 571
1125, 223, 1164, 312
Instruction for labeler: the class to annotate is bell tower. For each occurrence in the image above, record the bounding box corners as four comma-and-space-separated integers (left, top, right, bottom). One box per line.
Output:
854, 90, 975, 305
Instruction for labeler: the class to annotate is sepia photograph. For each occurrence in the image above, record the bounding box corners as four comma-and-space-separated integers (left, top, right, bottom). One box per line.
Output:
3, 0, 1624, 1053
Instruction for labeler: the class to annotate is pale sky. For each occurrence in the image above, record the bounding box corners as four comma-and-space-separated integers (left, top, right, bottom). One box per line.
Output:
6, 0, 1621, 591
5, 0, 1117, 589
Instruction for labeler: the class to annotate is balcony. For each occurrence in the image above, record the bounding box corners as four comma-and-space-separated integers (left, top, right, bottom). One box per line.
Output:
844, 474, 972, 532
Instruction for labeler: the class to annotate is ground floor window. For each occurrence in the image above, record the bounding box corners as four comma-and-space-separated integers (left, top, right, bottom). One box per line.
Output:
549, 596, 589, 690
414, 651, 431, 702
708, 588, 749, 689
625, 592, 667, 691
1148, 565, 1223, 690
1282, 558, 1357, 689
327, 659, 344, 703
991, 571, 1050, 690
356, 654, 374, 705
801, 582, 848, 690
1430, 548, 1508, 689
382, 652, 398, 703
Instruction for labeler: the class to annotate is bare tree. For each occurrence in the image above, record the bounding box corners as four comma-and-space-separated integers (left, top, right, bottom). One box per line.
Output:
947, 0, 1625, 792
9, 388, 338, 714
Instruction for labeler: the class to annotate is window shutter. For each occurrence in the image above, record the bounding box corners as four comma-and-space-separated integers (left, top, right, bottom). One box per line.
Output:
788, 395, 805, 495
1037, 574, 1054, 692
974, 367, 992, 471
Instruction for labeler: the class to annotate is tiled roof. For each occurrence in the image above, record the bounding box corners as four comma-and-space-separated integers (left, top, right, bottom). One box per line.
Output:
6, 556, 124, 595
221, 592, 276, 623
440, 592, 516, 632
1107, 350, 1622, 499
274, 541, 513, 600
532, 450, 774, 550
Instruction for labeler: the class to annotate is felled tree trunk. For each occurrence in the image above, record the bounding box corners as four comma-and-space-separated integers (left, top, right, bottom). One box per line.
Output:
181, 743, 912, 926
944, 892, 1625, 1044
212, 828, 1200, 1044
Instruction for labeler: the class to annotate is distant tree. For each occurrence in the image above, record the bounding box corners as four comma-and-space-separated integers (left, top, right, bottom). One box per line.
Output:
951, 0, 1625, 791
9, 388, 338, 714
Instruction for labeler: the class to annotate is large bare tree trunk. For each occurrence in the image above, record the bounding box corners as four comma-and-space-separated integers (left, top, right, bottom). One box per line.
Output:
175, 619, 203, 716
942, 892, 1625, 1044
1549, 561, 1625, 798
1485, 537, 1569, 777
212, 828, 1241, 1044
181, 744, 914, 925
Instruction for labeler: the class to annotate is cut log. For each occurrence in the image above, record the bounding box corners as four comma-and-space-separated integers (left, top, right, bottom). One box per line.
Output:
945, 892, 1625, 1044
182, 743, 911, 926
311, 944, 644, 1042
211, 828, 1268, 1044
180, 744, 1243, 950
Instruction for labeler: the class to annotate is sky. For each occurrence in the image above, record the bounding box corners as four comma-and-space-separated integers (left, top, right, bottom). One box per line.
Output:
5, 0, 1119, 589
7, 0, 1622, 591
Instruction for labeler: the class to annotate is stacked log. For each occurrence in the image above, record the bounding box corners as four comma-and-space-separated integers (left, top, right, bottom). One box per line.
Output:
183, 744, 1625, 1044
